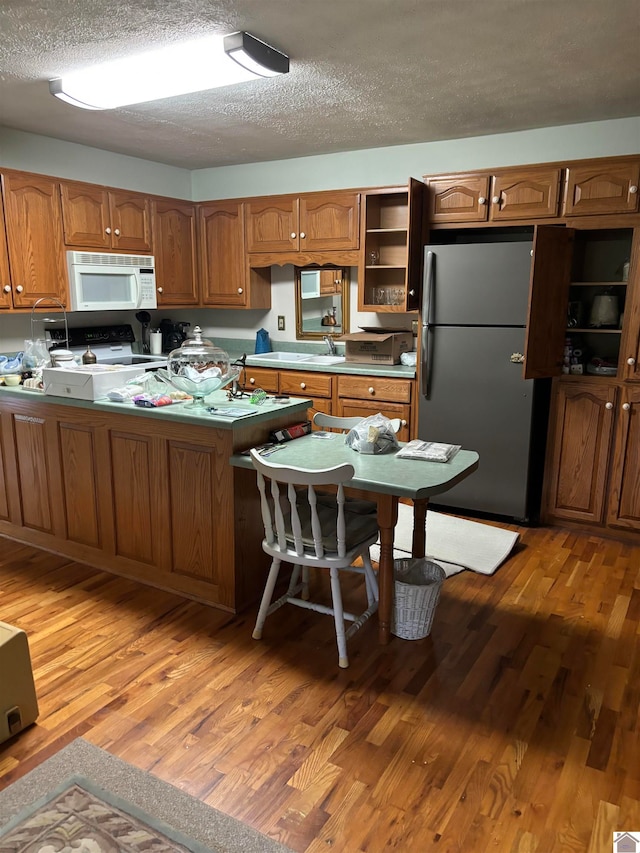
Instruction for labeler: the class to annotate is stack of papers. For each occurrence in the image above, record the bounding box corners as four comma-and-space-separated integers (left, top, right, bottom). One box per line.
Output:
397, 440, 461, 463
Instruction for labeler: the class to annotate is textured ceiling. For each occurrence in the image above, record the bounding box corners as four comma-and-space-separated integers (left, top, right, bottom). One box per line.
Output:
0, 0, 638, 170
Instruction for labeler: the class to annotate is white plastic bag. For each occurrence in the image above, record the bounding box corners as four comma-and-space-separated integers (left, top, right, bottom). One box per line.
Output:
345, 413, 399, 455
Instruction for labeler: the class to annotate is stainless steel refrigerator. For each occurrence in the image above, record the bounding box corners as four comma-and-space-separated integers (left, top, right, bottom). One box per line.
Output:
419, 238, 550, 522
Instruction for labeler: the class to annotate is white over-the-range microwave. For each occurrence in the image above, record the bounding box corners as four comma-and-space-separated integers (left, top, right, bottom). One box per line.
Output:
67, 250, 157, 311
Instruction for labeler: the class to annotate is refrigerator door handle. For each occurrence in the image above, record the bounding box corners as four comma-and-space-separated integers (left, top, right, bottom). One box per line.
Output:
420, 250, 435, 399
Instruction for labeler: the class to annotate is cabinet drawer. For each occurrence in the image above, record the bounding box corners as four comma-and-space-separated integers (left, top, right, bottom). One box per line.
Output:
338, 375, 412, 404
244, 366, 278, 393
280, 371, 333, 398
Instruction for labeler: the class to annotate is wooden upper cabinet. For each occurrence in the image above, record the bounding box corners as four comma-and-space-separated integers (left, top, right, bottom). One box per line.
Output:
199, 200, 270, 309
426, 167, 561, 223
299, 192, 360, 251
426, 174, 490, 223
246, 191, 359, 253
523, 226, 574, 379
0, 199, 12, 310
151, 199, 198, 306
490, 167, 561, 220
1, 171, 68, 308
60, 180, 153, 253
564, 159, 640, 216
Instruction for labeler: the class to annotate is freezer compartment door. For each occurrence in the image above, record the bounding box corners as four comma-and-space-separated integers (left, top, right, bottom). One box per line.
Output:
418, 326, 536, 519
422, 240, 533, 326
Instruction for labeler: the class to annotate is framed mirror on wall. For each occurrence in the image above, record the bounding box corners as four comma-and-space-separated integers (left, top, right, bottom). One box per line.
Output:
295, 267, 350, 340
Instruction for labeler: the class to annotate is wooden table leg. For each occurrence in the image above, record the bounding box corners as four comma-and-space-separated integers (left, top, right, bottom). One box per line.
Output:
376, 494, 398, 645
411, 498, 429, 558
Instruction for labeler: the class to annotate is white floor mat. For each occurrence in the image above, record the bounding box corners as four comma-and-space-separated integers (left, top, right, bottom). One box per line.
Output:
370, 503, 520, 577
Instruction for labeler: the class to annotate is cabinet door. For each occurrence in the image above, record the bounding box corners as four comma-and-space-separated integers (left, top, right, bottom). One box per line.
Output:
620, 229, 640, 381
109, 191, 153, 253
199, 201, 248, 306
2, 172, 68, 307
564, 161, 640, 216
60, 181, 111, 248
245, 196, 298, 253
490, 168, 561, 221
0, 199, 12, 309
426, 174, 490, 223
12, 413, 58, 534
523, 226, 574, 379
607, 386, 640, 531
545, 380, 616, 524
299, 192, 360, 251
152, 199, 198, 306
59, 420, 102, 548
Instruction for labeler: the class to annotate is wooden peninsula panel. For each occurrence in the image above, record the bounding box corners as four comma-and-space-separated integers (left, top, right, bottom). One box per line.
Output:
0, 391, 308, 612
59, 421, 101, 548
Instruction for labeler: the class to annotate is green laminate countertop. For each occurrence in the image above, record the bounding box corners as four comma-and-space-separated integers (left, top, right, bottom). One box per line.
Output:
230, 432, 479, 501
0, 385, 312, 430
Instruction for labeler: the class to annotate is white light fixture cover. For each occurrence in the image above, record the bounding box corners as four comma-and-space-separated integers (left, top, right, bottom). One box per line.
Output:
49, 31, 289, 110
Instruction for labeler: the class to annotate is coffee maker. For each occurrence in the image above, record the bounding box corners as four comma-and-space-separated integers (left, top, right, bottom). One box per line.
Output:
159, 320, 190, 353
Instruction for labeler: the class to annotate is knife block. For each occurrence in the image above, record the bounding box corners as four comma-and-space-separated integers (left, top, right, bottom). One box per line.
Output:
0, 621, 39, 743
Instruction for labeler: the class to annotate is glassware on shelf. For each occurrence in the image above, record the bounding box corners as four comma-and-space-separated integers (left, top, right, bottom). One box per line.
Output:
164, 326, 239, 409
367, 248, 380, 266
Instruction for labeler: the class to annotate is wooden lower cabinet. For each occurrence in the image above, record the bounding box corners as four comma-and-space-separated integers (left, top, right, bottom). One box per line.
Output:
607, 385, 640, 530
337, 375, 412, 442
0, 396, 299, 611
543, 379, 640, 533
279, 370, 334, 422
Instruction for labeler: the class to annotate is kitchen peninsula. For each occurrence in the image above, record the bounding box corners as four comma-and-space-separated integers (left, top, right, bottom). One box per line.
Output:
0, 386, 312, 612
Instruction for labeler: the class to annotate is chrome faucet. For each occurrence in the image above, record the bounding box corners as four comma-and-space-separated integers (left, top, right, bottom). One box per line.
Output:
323, 334, 336, 355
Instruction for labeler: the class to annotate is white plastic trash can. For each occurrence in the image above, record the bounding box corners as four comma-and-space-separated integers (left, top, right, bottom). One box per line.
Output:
391, 558, 446, 640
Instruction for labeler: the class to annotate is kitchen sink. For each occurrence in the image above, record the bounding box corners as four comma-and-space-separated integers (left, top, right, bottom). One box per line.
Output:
245, 351, 312, 364
300, 355, 346, 365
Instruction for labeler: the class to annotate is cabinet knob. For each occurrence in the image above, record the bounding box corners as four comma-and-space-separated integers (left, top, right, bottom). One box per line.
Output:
401, 419, 407, 426
627, 357, 636, 366
622, 403, 631, 411
237, 288, 243, 294
114, 228, 120, 236
368, 387, 375, 395
492, 196, 500, 204
605, 401, 614, 410
630, 185, 638, 194
290, 232, 297, 239
2, 284, 10, 293
249, 377, 256, 385
300, 231, 306, 239
478, 196, 487, 205
300, 382, 306, 389
408, 289, 415, 297
15, 285, 23, 293
157, 286, 163, 293
105, 227, 111, 235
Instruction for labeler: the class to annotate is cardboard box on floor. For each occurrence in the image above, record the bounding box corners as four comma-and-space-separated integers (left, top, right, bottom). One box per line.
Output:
340, 331, 413, 364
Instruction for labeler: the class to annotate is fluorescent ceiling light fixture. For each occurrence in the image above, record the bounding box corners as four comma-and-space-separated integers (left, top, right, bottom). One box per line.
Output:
49, 31, 289, 110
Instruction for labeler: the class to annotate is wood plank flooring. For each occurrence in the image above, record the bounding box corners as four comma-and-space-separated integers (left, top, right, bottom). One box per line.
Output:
0, 522, 639, 852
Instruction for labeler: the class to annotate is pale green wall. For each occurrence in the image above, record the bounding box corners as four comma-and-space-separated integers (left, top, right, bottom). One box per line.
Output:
0, 128, 192, 198
1, 117, 638, 202
191, 117, 640, 200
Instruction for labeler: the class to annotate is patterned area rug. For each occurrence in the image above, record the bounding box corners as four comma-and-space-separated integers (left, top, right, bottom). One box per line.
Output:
0, 739, 292, 853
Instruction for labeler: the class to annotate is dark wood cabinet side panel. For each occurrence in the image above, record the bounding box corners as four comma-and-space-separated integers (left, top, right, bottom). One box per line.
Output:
167, 442, 216, 584
59, 422, 101, 548
13, 415, 53, 533
110, 432, 154, 564
608, 390, 640, 529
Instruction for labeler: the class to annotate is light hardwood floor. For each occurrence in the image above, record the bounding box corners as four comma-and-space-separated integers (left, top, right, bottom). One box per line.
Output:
0, 523, 639, 852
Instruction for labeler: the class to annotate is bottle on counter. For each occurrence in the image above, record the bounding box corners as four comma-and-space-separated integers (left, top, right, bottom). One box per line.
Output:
82, 345, 97, 365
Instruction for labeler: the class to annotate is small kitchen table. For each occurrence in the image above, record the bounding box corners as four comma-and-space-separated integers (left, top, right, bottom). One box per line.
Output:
230, 435, 479, 644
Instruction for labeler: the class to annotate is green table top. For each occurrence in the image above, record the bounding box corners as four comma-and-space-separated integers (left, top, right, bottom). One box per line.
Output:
230, 433, 479, 500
